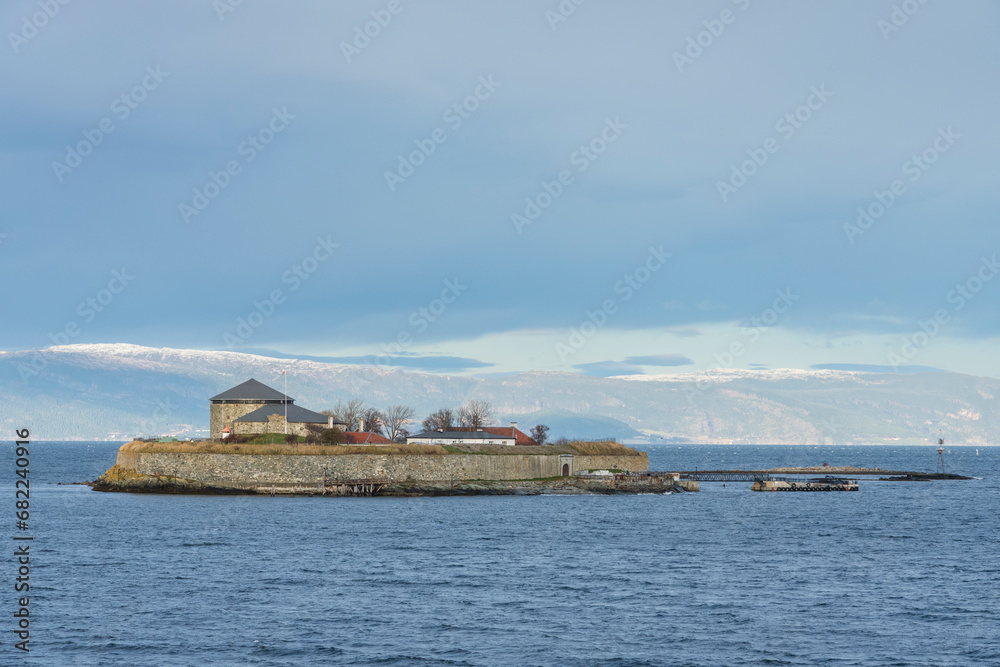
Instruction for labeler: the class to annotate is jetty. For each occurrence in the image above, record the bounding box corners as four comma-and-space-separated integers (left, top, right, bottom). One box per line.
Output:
680, 466, 970, 481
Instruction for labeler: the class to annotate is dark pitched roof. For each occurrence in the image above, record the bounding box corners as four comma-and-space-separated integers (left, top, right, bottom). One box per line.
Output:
234, 404, 338, 424
341, 431, 394, 445
408, 430, 516, 441
210, 378, 291, 402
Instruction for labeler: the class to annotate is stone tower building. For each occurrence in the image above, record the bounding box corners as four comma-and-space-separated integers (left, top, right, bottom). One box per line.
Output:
209, 379, 289, 440
209, 378, 341, 440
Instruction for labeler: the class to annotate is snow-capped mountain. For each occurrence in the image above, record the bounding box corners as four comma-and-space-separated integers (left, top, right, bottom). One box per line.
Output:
1, 344, 997, 444
614, 367, 867, 383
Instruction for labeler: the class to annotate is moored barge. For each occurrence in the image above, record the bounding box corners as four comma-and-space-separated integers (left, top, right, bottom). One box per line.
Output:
752, 476, 859, 492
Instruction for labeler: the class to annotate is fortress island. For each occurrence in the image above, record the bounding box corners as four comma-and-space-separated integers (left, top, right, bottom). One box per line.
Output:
92, 379, 696, 496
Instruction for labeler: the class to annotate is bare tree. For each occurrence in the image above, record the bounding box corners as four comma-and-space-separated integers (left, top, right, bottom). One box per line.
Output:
530, 424, 550, 445
422, 407, 455, 432
458, 400, 495, 429
384, 405, 416, 442
324, 399, 367, 432
361, 407, 385, 435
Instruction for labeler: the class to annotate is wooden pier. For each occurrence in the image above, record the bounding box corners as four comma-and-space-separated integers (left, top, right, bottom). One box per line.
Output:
321, 478, 389, 497
251, 478, 390, 497
681, 471, 773, 482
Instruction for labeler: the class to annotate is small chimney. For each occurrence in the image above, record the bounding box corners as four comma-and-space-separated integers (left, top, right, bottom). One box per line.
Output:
437, 428, 444, 433
359, 418, 365, 432
511, 421, 518, 436
328, 416, 334, 428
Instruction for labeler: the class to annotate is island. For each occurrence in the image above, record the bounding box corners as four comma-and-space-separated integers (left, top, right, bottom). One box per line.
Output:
91, 379, 697, 496
91, 439, 696, 496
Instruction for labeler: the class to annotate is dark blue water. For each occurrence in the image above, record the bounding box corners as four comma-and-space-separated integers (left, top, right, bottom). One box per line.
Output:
2, 442, 997, 666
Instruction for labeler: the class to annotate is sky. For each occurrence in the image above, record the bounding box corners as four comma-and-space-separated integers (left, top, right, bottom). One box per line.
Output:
3, 1, 1000, 378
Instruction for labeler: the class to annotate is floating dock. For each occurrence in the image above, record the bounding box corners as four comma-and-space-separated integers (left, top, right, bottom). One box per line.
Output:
751, 477, 859, 492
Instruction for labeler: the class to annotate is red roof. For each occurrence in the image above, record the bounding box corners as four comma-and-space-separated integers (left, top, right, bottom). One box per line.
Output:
341, 431, 394, 445
444, 426, 537, 446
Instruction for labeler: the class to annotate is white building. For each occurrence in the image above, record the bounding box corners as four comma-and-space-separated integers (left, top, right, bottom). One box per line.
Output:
406, 429, 516, 446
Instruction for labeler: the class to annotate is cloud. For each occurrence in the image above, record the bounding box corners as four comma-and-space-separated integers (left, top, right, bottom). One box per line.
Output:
574, 354, 694, 377
622, 354, 694, 367
663, 326, 702, 338
4, 1, 998, 380
572, 361, 646, 377
697, 300, 727, 311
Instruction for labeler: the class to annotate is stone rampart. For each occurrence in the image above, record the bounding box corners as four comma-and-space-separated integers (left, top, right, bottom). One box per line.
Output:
117, 449, 649, 486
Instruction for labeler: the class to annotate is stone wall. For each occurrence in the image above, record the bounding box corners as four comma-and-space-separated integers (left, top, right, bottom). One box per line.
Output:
211, 402, 334, 439
572, 455, 652, 472
209, 401, 268, 439
230, 414, 319, 438
117, 449, 649, 487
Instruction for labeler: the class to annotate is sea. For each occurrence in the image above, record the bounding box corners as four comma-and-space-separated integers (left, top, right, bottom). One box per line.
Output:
1, 442, 996, 666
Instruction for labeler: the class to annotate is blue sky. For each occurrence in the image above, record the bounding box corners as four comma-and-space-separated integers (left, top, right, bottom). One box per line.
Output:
3, 1, 1000, 377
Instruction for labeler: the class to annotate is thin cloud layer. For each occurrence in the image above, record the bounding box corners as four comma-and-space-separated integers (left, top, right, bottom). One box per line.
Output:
2, 1, 998, 376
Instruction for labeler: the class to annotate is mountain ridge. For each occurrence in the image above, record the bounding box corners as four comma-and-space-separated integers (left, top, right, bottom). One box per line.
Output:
2, 344, 997, 444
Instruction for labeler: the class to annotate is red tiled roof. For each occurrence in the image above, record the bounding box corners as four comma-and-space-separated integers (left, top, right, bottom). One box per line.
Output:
444, 426, 537, 446
341, 431, 394, 445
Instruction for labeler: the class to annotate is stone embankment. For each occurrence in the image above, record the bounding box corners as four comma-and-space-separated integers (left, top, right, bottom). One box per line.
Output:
91, 441, 691, 496
91, 467, 697, 496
